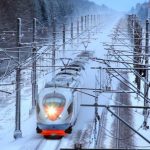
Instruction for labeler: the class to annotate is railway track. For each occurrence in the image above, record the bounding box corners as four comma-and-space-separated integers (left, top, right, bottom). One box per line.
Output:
114, 75, 134, 149
35, 139, 62, 150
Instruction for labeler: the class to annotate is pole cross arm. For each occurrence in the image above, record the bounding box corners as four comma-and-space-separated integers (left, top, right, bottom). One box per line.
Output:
19, 42, 32, 47
0, 90, 11, 94
81, 104, 150, 109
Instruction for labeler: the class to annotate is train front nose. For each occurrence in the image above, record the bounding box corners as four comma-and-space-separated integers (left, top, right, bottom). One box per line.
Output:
43, 94, 66, 121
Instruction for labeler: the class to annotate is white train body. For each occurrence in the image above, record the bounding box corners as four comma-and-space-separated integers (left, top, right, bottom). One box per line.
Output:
36, 51, 92, 137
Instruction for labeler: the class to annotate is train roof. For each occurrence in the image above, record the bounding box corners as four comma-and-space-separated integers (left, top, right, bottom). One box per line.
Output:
45, 51, 92, 88
45, 75, 78, 88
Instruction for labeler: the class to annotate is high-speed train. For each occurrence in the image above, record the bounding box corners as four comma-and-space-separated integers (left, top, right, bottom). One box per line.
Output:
36, 51, 92, 138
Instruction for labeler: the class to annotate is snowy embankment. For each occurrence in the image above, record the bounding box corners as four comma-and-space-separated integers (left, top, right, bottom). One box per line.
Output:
0, 12, 123, 150
101, 16, 150, 149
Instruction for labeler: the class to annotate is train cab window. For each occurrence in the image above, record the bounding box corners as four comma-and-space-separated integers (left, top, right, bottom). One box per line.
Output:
43, 94, 66, 121
56, 72, 74, 76
67, 102, 73, 114
44, 97, 65, 107
61, 68, 79, 72
36, 103, 40, 114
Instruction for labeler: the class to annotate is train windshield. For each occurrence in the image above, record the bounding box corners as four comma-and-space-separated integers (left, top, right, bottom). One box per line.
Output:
43, 96, 66, 121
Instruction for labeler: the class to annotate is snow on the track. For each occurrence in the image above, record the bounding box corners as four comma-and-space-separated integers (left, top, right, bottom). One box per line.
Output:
0, 13, 123, 150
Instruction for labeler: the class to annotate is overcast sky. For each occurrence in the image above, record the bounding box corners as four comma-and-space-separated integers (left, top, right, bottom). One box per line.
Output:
89, 0, 148, 11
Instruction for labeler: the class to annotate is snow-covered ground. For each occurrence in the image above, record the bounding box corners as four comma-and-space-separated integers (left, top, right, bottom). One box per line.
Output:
0, 13, 124, 150
101, 16, 150, 149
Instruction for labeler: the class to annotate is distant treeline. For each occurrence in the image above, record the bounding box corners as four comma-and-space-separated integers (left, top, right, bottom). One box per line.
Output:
0, 0, 110, 31
131, 1, 150, 21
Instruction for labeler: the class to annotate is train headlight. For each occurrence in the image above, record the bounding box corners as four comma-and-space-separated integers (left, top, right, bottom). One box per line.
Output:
47, 106, 57, 116
44, 105, 63, 121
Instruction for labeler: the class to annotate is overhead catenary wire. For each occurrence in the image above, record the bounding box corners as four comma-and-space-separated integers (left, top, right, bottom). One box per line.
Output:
0, 14, 100, 99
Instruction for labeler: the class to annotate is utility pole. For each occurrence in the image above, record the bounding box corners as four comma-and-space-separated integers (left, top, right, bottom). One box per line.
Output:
63, 23, 66, 54
77, 19, 79, 44
91, 15, 93, 27
94, 15, 96, 26
94, 96, 98, 144
14, 18, 22, 139
143, 19, 150, 129
131, 15, 135, 42
97, 15, 100, 25
85, 15, 87, 29
116, 85, 120, 148
94, 76, 100, 147
87, 15, 89, 29
52, 17, 56, 77
71, 21, 73, 46
98, 14, 100, 25
133, 17, 142, 93
81, 16, 83, 32
31, 18, 37, 114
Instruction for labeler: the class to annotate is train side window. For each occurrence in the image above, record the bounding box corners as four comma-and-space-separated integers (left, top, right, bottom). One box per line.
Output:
67, 102, 73, 114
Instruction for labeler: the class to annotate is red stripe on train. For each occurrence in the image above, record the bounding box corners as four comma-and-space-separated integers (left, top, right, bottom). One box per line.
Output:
40, 130, 67, 136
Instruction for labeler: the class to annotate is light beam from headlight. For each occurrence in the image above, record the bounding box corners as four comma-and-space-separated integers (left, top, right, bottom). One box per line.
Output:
44, 105, 63, 121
